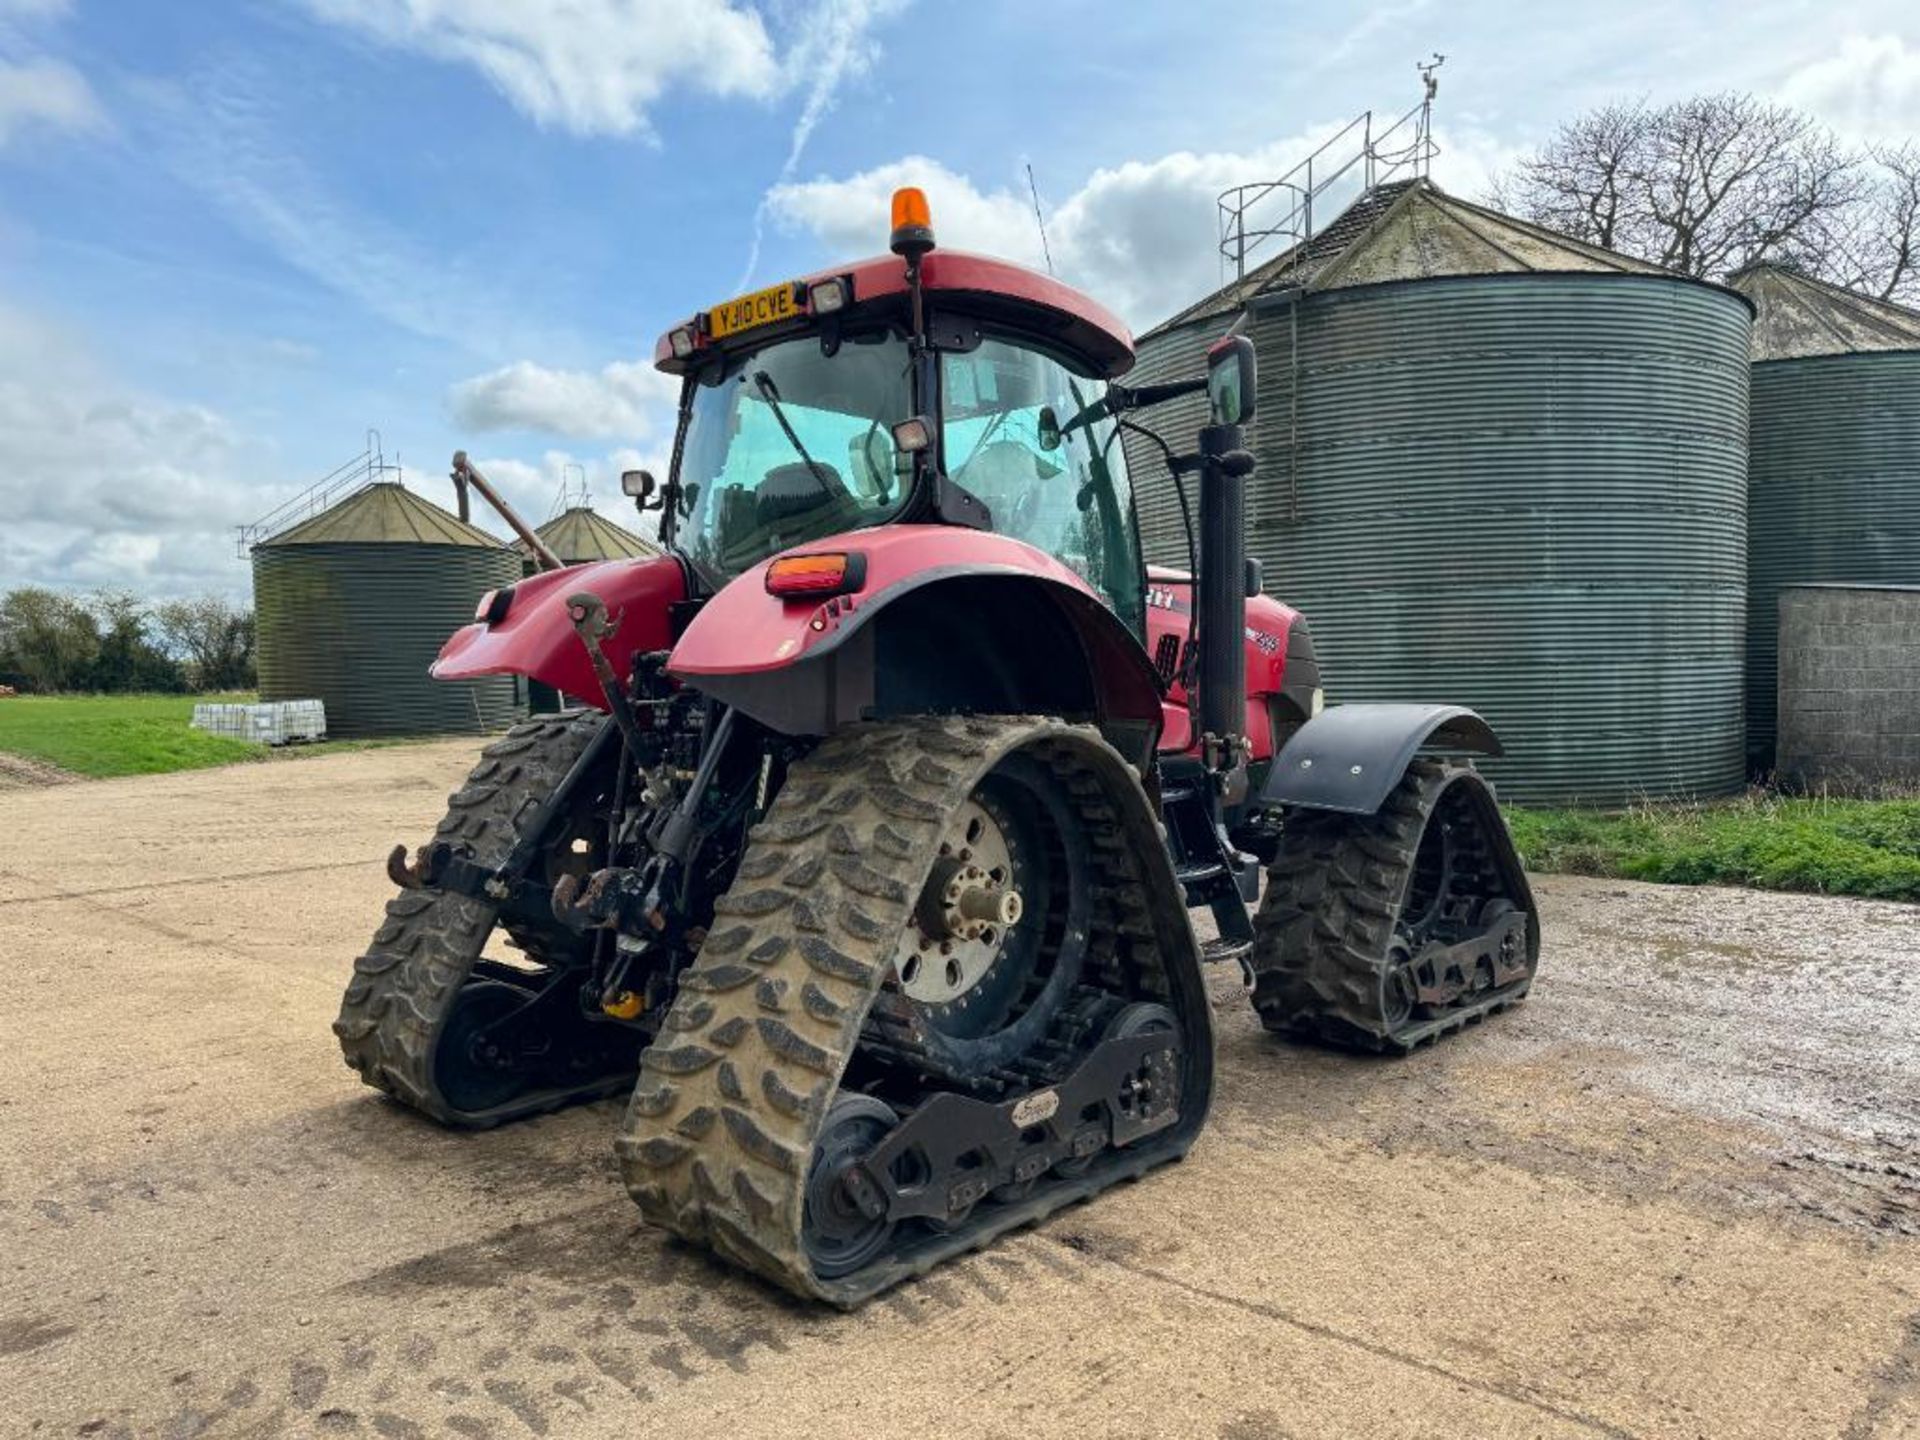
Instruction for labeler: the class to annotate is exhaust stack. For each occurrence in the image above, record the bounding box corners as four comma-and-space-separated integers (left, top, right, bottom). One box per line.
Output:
1195, 419, 1249, 752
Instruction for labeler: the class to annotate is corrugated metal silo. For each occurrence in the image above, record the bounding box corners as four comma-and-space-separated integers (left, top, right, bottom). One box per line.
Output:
513, 505, 661, 571
1729, 264, 1920, 771
253, 482, 525, 737
1127, 180, 1753, 805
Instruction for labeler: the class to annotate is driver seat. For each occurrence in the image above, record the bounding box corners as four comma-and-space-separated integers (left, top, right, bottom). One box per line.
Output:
756, 461, 845, 529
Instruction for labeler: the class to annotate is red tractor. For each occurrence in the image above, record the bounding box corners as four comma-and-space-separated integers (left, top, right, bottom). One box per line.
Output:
337, 188, 1537, 1305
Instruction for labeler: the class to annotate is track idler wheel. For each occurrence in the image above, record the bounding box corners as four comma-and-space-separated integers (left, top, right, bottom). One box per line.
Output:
1250, 759, 1540, 1053
617, 715, 1214, 1307
431, 980, 542, 1115
802, 1095, 902, 1279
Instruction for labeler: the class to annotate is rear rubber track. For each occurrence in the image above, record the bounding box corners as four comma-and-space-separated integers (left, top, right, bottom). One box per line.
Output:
334, 712, 628, 1126
615, 714, 1211, 1306
1250, 758, 1536, 1052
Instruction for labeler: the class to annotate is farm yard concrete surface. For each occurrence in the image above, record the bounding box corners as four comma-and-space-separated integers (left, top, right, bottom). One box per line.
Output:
2, 744, 1917, 1440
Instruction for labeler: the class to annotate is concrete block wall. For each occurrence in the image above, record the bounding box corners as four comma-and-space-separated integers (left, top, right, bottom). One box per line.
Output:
1777, 585, 1920, 791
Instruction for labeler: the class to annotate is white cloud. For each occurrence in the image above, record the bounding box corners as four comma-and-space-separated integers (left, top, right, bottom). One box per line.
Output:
470, 446, 667, 543
1430, 122, 1530, 205
1782, 34, 1920, 141
448, 357, 678, 440
0, 0, 74, 19
765, 117, 1547, 333
1325, 0, 1434, 66
300, 0, 788, 138
0, 301, 269, 598
0, 57, 103, 146
736, 0, 904, 285
766, 129, 1378, 331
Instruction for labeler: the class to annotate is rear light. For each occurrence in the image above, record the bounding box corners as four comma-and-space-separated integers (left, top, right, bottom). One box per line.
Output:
475, 587, 514, 625
669, 325, 697, 359
765, 551, 866, 598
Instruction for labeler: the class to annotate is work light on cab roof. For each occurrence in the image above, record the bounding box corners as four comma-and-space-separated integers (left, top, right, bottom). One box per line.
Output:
650, 186, 1135, 378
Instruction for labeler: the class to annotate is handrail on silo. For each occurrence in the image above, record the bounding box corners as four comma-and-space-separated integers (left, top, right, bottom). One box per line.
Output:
236, 431, 401, 554
452, 452, 565, 572
1216, 63, 1443, 283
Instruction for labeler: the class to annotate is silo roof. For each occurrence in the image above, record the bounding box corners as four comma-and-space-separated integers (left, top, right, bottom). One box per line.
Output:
261, 482, 506, 548
1149, 178, 1673, 338
514, 506, 661, 564
1729, 263, 1920, 361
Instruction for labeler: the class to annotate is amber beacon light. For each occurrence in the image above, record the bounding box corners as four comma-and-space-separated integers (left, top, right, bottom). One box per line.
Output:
889, 187, 935, 259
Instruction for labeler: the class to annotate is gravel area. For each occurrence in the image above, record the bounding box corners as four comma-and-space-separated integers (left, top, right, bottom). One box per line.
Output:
2, 741, 1916, 1439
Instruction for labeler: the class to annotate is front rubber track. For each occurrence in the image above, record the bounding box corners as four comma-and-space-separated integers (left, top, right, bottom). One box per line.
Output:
615, 715, 1212, 1307
1250, 758, 1538, 1053
333, 713, 627, 1127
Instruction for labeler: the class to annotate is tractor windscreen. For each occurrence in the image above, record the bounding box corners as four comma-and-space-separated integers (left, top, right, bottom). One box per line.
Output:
942, 336, 1146, 636
675, 328, 915, 581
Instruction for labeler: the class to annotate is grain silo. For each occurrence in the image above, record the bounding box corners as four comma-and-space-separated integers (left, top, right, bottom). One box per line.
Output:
253, 482, 524, 737
1727, 264, 1920, 771
512, 505, 660, 570
1127, 179, 1752, 806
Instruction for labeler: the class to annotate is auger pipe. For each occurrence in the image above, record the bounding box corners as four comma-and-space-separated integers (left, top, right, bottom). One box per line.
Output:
452, 450, 564, 571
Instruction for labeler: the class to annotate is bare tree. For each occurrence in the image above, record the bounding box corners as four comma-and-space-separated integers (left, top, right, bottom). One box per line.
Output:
1491, 100, 1654, 253
1824, 142, 1920, 303
155, 595, 256, 693
1495, 93, 1915, 290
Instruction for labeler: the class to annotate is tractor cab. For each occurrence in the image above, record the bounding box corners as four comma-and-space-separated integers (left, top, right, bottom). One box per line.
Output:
647, 191, 1147, 636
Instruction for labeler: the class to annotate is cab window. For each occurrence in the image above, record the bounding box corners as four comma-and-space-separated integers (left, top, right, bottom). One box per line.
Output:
940, 337, 1145, 635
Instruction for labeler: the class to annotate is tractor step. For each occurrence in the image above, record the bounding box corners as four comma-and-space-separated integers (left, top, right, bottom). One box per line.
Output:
1200, 936, 1253, 966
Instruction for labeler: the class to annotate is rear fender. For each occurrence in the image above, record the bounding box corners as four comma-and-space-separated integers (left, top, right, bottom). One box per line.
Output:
431, 555, 688, 708
669, 526, 1164, 768
1262, 703, 1503, 815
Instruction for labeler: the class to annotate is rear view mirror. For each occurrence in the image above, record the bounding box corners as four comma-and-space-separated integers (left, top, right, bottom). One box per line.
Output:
621, 468, 662, 513
1206, 334, 1256, 426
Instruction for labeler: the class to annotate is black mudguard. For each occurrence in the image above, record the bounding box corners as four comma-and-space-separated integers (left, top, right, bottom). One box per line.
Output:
1262, 703, 1503, 815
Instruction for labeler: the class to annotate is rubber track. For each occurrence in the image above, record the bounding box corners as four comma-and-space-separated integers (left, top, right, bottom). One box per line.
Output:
615, 715, 1212, 1306
333, 713, 625, 1126
1249, 759, 1537, 1053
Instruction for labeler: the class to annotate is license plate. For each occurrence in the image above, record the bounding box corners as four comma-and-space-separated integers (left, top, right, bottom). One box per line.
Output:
707, 282, 799, 339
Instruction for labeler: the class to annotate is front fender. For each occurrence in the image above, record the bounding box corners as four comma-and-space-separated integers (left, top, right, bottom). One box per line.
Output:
431, 554, 687, 709
669, 526, 1163, 761
1262, 703, 1503, 815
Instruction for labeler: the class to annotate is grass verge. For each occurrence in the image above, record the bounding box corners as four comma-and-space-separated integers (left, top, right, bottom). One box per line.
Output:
0, 693, 435, 779
0, 693, 262, 777
1507, 792, 1920, 903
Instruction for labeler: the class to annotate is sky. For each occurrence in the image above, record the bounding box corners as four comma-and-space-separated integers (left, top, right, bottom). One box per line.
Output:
1, 0, 1917, 599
